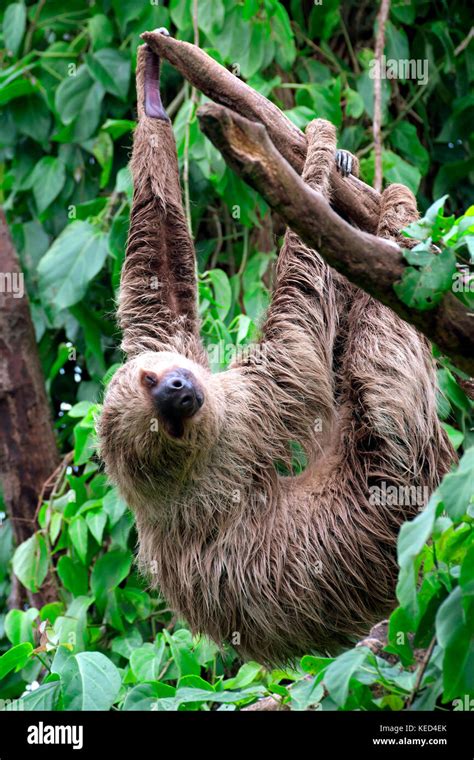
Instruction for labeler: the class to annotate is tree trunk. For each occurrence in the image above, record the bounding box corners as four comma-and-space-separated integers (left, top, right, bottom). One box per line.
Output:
0, 209, 59, 608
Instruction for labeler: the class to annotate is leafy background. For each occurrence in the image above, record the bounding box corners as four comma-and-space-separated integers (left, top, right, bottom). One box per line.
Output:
0, 0, 473, 711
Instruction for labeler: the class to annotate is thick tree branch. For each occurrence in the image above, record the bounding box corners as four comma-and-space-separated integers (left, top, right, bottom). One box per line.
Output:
197, 104, 474, 375
141, 30, 381, 232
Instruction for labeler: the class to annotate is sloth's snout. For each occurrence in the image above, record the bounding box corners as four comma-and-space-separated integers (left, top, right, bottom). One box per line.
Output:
141, 368, 204, 431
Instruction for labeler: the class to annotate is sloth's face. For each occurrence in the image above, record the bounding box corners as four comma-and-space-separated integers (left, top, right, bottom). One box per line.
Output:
100, 351, 222, 452
135, 351, 208, 439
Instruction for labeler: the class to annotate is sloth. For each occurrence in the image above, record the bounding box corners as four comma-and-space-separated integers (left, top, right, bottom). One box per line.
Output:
98, 42, 453, 664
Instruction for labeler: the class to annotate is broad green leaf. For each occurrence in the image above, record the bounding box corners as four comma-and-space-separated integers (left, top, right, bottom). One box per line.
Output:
15, 681, 61, 711
12, 533, 48, 593
130, 639, 167, 682
394, 248, 457, 310
436, 587, 474, 701
438, 448, 474, 522
223, 662, 262, 690
4, 608, 38, 646
88, 14, 114, 50
57, 555, 89, 596
91, 549, 132, 613
38, 221, 108, 310
69, 516, 88, 564
0, 643, 33, 679
123, 682, 176, 711
102, 488, 127, 528
102, 118, 135, 139
290, 678, 324, 711
111, 629, 143, 660
61, 652, 121, 710
272, 5, 296, 69
0, 79, 37, 106
53, 596, 94, 654
29, 157, 66, 214
85, 510, 107, 545
396, 495, 439, 617
163, 629, 200, 678
3, 3, 27, 57
390, 122, 430, 174
323, 647, 371, 706
206, 268, 232, 320
55, 66, 96, 124
86, 49, 131, 101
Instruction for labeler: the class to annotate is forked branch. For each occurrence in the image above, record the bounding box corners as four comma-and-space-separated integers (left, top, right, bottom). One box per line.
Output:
196, 103, 474, 375
141, 29, 381, 232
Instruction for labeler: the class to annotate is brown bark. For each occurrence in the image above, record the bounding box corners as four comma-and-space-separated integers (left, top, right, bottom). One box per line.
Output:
141, 30, 381, 232
0, 209, 59, 607
196, 104, 474, 375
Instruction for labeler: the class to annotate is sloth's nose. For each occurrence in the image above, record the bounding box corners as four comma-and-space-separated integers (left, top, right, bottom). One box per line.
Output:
152, 370, 204, 420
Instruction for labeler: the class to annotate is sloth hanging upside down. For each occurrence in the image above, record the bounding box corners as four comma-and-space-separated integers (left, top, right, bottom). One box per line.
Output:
98, 38, 454, 664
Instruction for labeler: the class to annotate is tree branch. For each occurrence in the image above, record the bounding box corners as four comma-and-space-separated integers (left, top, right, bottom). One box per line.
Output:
196, 104, 474, 375
141, 29, 381, 232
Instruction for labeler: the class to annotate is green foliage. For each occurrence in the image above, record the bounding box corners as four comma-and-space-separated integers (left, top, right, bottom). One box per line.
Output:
0, 0, 473, 712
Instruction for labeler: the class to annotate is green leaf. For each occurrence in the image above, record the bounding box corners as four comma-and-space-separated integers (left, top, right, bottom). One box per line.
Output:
86, 49, 131, 101
57, 555, 89, 596
290, 678, 324, 711
61, 652, 121, 710
438, 448, 474, 522
436, 587, 474, 701
394, 248, 457, 310
91, 549, 132, 614
103, 488, 127, 528
130, 639, 167, 682
111, 629, 143, 660
390, 122, 429, 174
85, 510, 107, 544
55, 66, 96, 124
123, 682, 176, 711
206, 268, 232, 320
53, 596, 93, 654
17, 681, 61, 711
38, 221, 108, 311
4, 608, 38, 646
272, 5, 296, 69
440, 422, 464, 451
69, 516, 88, 564
345, 88, 364, 119
0, 79, 37, 106
29, 157, 66, 214
102, 118, 135, 139
12, 533, 48, 593
323, 647, 371, 706
223, 662, 262, 689
88, 14, 114, 50
163, 629, 200, 678
3, 3, 27, 57
396, 495, 440, 619
0, 643, 33, 679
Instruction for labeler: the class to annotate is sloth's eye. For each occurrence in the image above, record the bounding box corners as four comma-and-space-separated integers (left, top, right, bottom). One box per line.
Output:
143, 373, 158, 388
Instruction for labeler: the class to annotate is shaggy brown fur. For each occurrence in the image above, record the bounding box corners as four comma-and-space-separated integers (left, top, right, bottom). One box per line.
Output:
98, 44, 454, 664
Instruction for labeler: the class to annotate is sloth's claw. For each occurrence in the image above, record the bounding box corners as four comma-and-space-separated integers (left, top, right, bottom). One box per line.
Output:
144, 46, 170, 121
335, 149, 353, 178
